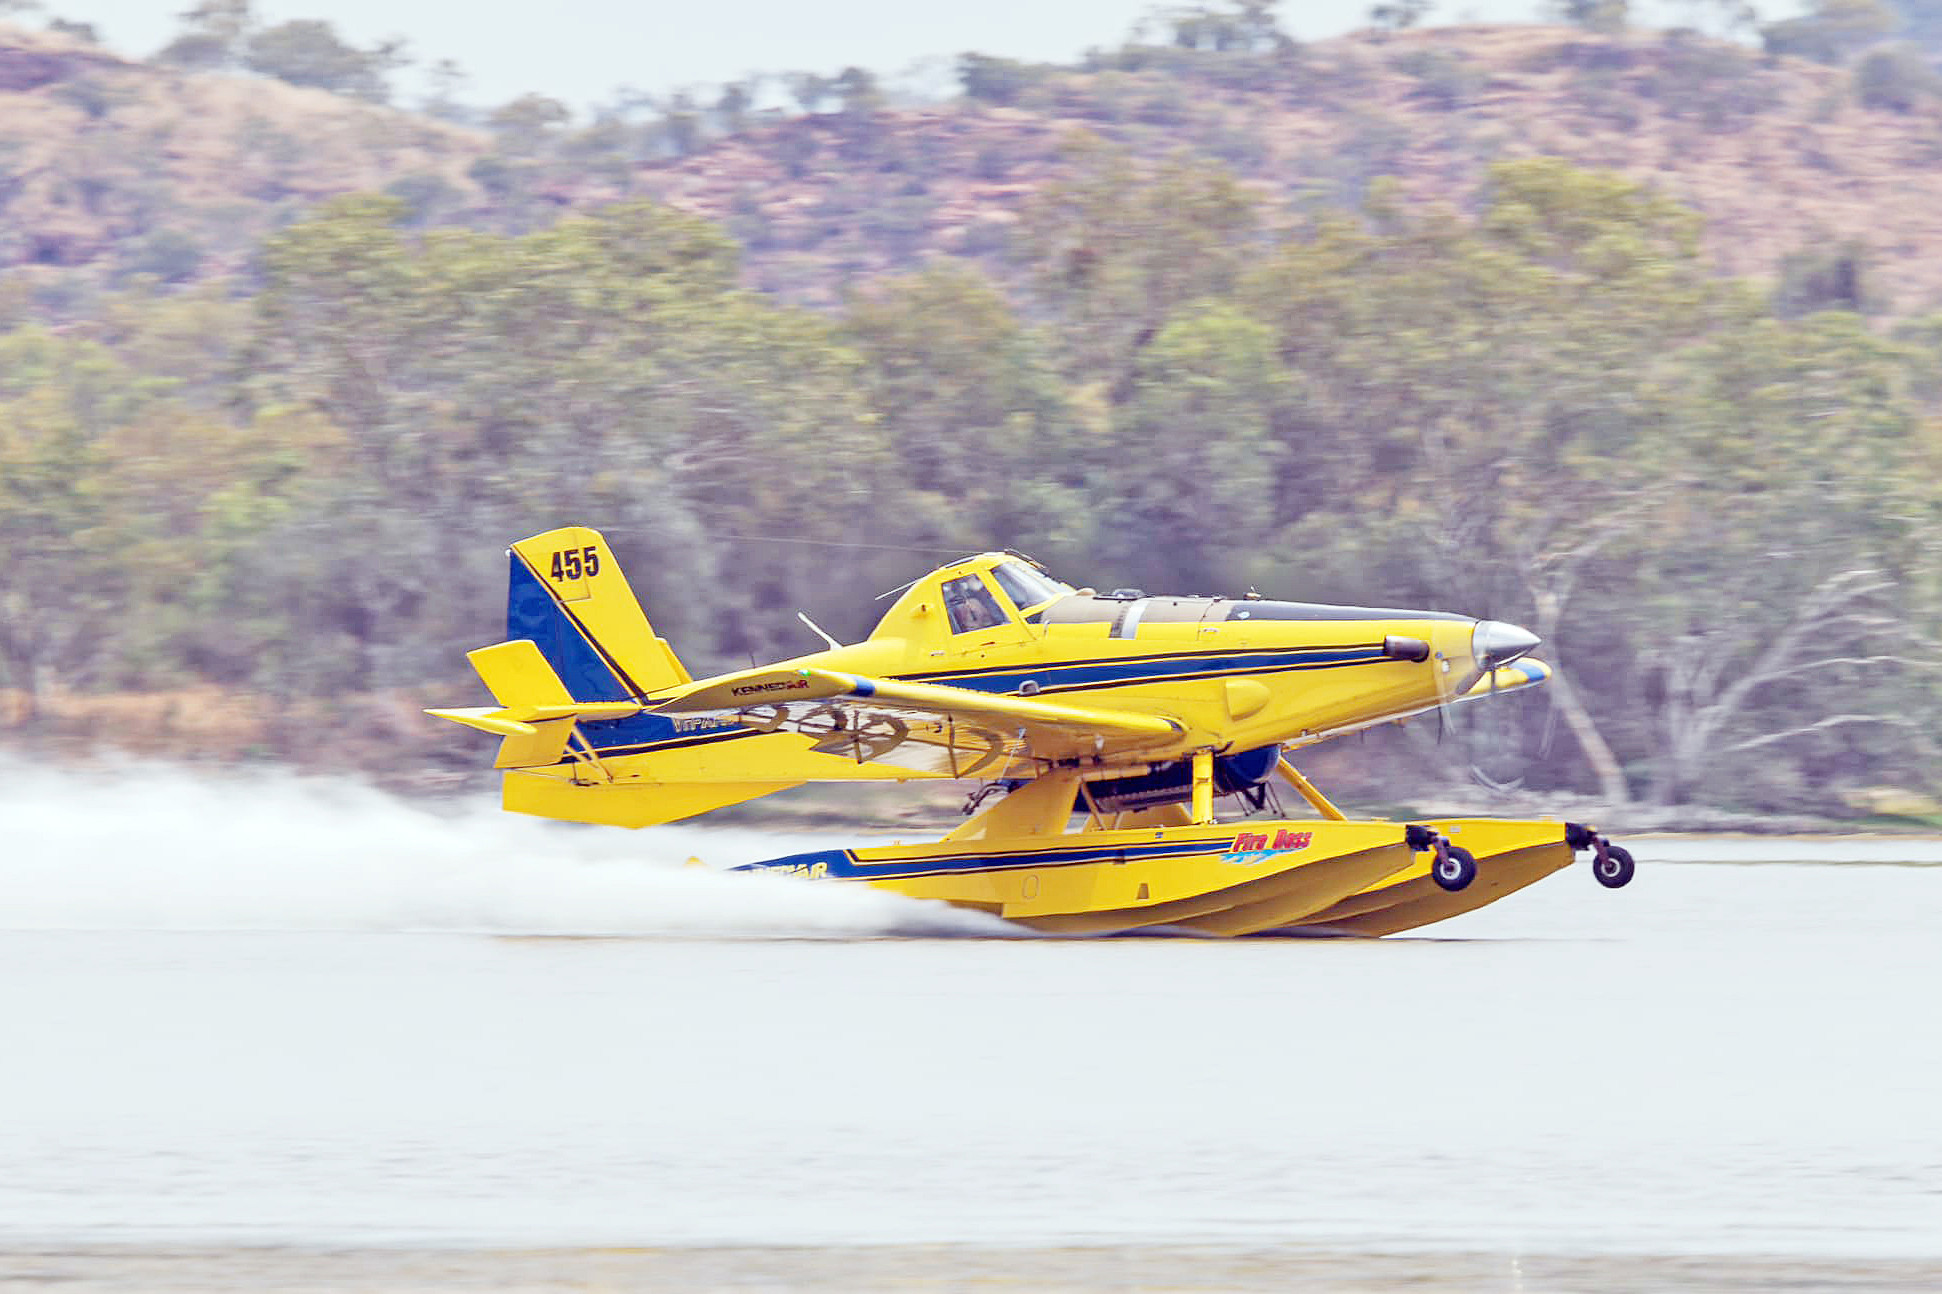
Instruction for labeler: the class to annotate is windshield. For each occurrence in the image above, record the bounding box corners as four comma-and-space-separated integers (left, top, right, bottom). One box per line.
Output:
991, 560, 1071, 611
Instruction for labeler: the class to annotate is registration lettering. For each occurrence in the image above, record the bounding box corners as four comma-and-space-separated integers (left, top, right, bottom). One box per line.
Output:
761, 860, 829, 879
731, 679, 811, 697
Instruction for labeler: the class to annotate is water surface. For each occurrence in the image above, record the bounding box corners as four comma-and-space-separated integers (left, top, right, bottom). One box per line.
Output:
3, 764, 1938, 1263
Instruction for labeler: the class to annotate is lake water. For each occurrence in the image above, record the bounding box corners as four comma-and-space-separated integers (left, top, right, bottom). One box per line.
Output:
3, 763, 1939, 1285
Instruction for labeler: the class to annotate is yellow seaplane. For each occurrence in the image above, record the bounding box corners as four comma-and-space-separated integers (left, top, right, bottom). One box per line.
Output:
429, 526, 1635, 936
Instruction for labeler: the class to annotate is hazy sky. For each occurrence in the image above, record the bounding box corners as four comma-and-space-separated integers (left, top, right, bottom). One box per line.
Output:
37, 1, 1804, 112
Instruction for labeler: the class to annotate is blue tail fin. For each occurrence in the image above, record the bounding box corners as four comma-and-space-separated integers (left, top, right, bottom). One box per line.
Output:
502, 526, 692, 702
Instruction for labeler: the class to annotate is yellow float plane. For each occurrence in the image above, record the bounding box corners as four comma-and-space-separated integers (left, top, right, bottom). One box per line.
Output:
429, 526, 1635, 936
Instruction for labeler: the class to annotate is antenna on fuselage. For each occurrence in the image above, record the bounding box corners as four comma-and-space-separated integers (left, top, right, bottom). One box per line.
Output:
797, 611, 843, 651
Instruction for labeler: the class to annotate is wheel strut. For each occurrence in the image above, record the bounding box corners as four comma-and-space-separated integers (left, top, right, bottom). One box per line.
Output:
1407, 825, 1476, 893
1566, 821, 1636, 889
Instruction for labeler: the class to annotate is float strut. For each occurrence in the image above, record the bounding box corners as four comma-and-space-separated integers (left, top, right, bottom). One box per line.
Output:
1190, 750, 1214, 825
1275, 758, 1347, 821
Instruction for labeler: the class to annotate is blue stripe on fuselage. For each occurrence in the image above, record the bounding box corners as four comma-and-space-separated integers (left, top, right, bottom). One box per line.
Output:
575, 711, 746, 755
901, 645, 1388, 696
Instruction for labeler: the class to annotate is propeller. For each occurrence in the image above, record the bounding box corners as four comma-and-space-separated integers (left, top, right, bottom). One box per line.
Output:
1443, 616, 1546, 790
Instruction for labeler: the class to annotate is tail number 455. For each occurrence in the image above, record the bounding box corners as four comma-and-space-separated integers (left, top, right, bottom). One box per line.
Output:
549, 546, 601, 581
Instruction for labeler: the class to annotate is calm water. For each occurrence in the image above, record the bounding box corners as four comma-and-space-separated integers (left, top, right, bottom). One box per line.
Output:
3, 764, 1939, 1258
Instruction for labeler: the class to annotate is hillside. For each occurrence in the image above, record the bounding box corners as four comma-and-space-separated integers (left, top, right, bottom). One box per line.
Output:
5, 22, 1942, 310
0, 22, 484, 279
632, 25, 1942, 311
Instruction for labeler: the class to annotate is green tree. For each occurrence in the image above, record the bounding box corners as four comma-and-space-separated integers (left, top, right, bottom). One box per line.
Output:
242, 19, 409, 103
1241, 161, 1726, 800
239, 194, 896, 678
786, 71, 834, 114
1675, 1, 1759, 36
833, 66, 881, 116
1161, 1, 1292, 52
0, 329, 142, 716
956, 53, 1049, 104
155, 0, 253, 69
1852, 42, 1941, 109
1551, 0, 1630, 34
1100, 302, 1286, 594
419, 58, 472, 123
844, 262, 1082, 559
1370, 2, 1435, 32
486, 93, 572, 156
1021, 133, 1260, 390
1763, 0, 1900, 64
1634, 313, 1941, 805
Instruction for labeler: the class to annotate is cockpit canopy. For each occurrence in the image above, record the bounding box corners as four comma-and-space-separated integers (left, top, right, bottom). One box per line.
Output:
938, 558, 1073, 634
873, 550, 1472, 645
987, 560, 1070, 613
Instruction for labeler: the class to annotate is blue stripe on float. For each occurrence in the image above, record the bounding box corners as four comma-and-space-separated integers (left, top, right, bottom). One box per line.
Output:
733, 834, 1278, 880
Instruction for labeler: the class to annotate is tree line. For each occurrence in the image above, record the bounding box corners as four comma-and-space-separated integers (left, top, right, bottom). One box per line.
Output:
2, 150, 1938, 811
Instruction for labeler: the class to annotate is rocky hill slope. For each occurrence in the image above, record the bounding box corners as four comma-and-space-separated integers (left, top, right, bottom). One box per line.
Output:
634, 25, 1942, 312
6, 21, 1942, 311
0, 22, 482, 279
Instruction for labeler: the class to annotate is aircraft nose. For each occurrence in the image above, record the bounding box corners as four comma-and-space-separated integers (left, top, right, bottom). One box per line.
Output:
1472, 620, 1541, 669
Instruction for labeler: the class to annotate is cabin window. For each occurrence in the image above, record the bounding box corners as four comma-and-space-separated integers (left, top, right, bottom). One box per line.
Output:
991, 560, 1070, 612
941, 574, 1008, 634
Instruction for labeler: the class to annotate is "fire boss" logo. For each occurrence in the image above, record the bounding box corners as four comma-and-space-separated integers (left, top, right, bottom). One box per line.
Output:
1221, 827, 1313, 865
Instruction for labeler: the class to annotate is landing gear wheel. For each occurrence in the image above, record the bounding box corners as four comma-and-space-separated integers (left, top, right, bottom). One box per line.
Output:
1431, 844, 1477, 893
1592, 843, 1635, 889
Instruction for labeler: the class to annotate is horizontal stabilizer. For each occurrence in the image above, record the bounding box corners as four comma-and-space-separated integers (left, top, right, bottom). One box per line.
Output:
469, 639, 571, 708
426, 638, 643, 768
425, 707, 541, 739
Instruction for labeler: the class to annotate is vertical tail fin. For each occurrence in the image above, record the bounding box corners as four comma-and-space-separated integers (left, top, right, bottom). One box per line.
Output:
504, 526, 691, 701
432, 525, 915, 828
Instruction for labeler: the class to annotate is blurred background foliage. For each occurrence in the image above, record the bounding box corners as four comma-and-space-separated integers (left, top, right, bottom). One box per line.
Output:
1, 2, 1940, 814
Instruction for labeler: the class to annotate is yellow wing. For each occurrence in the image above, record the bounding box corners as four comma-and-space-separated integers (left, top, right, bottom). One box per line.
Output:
650, 667, 1182, 778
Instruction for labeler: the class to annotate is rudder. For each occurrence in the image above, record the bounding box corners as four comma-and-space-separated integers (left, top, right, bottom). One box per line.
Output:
505, 526, 691, 701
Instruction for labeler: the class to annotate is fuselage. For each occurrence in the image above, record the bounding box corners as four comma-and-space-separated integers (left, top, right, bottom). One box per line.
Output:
723, 552, 1537, 775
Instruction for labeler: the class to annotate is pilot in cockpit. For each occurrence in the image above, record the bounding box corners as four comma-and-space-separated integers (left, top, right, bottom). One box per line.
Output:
942, 574, 1006, 633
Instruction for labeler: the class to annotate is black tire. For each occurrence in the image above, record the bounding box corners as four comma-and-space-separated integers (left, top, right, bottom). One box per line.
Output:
1432, 844, 1477, 893
1593, 844, 1636, 889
